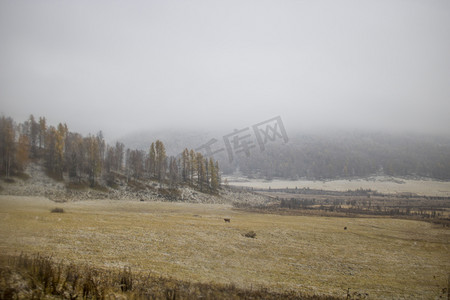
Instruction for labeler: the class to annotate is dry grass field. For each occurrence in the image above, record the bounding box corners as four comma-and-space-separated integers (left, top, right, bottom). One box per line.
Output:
0, 195, 449, 299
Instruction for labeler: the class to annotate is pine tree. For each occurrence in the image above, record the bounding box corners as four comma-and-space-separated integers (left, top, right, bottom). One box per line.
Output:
210, 158, 219, 193
149, 142, 156, 178
181, 148, 189, 183
168, 156, 178, 188
38, 116, 47, 150
104, 145, 115, 174
125, 148, 131, 181
155, 140, 167, 186
44, 126, 60, 176
16, 134, 30, 172
128, 149, 145, 179
189, 149, 196, 186
205, 157, 210, 187
215, 160, 220, 188
85, 135, 100, 187
196, 152, 205, 191
114, 142, 124, 172
66, 133, 83, 181
54, 123, 67, 179
28, 115, 39, 157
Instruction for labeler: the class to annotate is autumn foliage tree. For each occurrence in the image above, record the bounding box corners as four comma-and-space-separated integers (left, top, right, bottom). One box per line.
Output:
66, 132, 84, 181
27, 115, 39, 157
126, 149, 145, 179
181, 148, 189, 183
16, 134, 30, 172
168, 156, 178, 188
0, 114, 221, 195
210, 158, 220, 193
155, 140, 167, 185
85, 134, 103, 187
0, 117, 16, 177
189, 149, 196, 185
196, 152, 205, 191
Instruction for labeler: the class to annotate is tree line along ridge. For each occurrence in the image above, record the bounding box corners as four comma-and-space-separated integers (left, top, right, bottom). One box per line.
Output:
0, 115, 220, 194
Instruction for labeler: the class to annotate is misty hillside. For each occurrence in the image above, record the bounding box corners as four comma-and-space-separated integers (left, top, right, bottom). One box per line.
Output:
120, 130, 450, 181
116, 129, 213, 156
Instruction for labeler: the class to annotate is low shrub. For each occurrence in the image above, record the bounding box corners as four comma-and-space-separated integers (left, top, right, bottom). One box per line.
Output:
50, 208, 64, 213
45, 170, 64, 182
66, 182, 88, 190
244, 231, 257, 238
127, 179, 147, 191
106, 179, 119, 189
3, 178, 15, 183
91, 184, 109, 193
158, 188, 182, 201
16, 172, 31, 180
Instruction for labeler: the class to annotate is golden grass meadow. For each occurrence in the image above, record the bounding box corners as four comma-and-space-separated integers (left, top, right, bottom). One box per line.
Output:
0, 195, 449, 299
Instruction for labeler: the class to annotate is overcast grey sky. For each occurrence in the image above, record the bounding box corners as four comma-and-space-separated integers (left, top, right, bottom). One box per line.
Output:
1, 0, 449, 138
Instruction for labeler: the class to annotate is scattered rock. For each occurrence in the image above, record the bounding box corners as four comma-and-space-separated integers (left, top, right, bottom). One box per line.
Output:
0, 162, 273, 206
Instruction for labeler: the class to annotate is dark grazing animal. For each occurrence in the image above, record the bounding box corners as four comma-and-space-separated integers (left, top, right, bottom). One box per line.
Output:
224, 218, 231, 223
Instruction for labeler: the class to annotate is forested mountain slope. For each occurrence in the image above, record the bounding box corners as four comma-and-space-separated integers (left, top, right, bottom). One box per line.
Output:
121, 129, 450, 180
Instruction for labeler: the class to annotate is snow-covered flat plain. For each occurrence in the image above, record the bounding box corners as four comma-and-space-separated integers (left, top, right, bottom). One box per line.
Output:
224, 176, 450, 197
